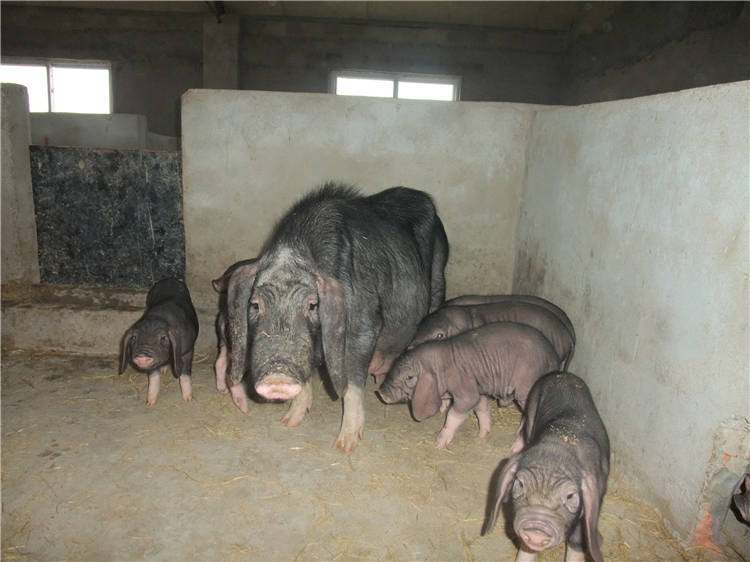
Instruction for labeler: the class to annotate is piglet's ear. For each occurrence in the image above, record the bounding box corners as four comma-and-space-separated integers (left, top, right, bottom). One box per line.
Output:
411, 372, 442, 421
582, 472, 605, 562
168, 327, 183, 377
486, 454, 520, 535
119, 329, 136, 375
316, 273, 347, 397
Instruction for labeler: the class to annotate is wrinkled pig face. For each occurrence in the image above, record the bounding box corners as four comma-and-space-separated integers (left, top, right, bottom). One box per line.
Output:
378, 355, 420, 404
510, 467, 581, 553
410, 316, 448, 349
128, 321, 171, 372
249, 260, 323, 401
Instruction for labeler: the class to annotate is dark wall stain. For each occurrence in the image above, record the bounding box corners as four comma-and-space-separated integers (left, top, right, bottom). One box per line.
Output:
29, 146, 185, 288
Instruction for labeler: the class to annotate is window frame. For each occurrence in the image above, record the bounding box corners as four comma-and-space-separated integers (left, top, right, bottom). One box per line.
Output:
330, 70, 461, 101
1, 56, 113, 113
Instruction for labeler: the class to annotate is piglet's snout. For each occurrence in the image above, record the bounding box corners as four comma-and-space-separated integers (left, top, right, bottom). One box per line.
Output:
377, 383, 406, 404
133, 355, 155, 370
515, 511, 563, 552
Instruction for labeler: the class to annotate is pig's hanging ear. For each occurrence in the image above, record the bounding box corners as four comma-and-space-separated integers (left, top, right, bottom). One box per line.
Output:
486, 454, 520, 534
119, 328, 136, 374
581, 472, 605, 562
227, 262, 259, 385
510, 419, 526, 454
168, 327, 183, 377
411, 372, 442, 421
315, 272, 347, 396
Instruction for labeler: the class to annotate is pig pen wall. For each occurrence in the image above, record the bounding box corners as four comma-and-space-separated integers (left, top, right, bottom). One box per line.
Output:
181, 89, 541, 308
512, 81, 749, 544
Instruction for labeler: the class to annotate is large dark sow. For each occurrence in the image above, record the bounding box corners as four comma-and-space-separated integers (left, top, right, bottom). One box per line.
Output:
227, 183, 449, 451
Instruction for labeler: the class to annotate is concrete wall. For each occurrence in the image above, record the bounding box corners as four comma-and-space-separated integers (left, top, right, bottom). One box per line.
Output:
512, 81, 749, 541
3, 3, 746, 137
1, 5, 203, 137
181, 89, 538, 308
30, 113, 148, 150
240, 18, 566, 104
561, 2, 749, 104
1, 83, 40, 284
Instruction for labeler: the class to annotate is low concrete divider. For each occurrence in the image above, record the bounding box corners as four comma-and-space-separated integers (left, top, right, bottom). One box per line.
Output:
1, 283, 218, 359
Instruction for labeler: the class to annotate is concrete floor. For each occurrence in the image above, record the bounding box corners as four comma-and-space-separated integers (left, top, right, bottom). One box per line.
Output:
0, 351, 727, 561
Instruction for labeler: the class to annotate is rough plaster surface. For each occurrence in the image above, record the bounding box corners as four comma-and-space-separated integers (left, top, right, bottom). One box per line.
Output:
512, 81, 750, 540
30, 113, 148, 150
182, 89, 539, 308
1, 284, 216, 357
1, 83, 40, 284
203, 14, 239, 90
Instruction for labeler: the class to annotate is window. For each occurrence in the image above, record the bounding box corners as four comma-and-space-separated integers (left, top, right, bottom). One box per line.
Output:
0, 58, 111, 114
331, 71, 460, 101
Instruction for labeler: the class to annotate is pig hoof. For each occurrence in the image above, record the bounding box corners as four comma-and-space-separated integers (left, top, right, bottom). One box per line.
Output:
280, 408, 308, 428
229, 386, 249, 413
435, 436, 452, 448
183, 394, 193, 403
147, 397, 158, 406
333, 431, 360, 453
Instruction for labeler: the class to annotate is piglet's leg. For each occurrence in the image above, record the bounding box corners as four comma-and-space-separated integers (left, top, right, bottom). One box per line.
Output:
475, 395, 492, 438
281, 379, 313, 427
215, 345, 229, 394
515, 547, 538, 562
179, 375, 193, 402
440, 397, 451, 414
435, 407, 470, 448
564, 547, 585, 562
147, 371, 161, 406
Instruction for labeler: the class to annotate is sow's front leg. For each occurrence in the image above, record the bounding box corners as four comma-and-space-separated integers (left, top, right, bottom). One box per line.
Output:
334, 385, 365, 452
280, 380, 313, 427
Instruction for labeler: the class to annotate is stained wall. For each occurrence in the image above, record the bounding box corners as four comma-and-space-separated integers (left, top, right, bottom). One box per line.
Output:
181, 89, 539, 307
512, 81, 749, 541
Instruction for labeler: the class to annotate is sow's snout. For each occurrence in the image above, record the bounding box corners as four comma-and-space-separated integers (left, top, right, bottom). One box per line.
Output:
255, 362, 302, 400
514, 508, 565, 553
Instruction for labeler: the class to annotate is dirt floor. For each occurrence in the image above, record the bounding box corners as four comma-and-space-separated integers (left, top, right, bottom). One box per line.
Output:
0, 351, 734, 561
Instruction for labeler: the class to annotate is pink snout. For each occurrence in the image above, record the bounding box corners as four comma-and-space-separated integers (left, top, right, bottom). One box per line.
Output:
256, 375, 302, 400
133, 355, 155, 370
519, 526, 554, 551
515, 517, 561, 553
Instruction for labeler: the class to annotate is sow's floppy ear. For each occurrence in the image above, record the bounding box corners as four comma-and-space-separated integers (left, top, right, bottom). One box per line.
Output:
581, 471, 606, 562
411, 371, 442, 421
227, 261, 260, 385
315, 272, 347, 396
486, 453, 521, 534
119, 327, 136, 374
168, 327, 183, 377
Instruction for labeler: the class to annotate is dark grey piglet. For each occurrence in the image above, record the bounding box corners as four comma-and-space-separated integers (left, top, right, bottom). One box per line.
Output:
486, 372, 610, 562
445, 294, 575, 343
120, 278, 199, 406
378, 322, 560, 448
211, 259, 257, 400
410, 301, 575, 371
733, 474, 750, 524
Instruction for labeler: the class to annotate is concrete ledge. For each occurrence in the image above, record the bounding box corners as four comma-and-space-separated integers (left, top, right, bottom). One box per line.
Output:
1, 284, 218, 359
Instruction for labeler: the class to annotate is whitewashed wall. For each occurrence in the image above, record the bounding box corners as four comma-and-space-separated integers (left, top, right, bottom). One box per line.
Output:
181, 89, 539, 307
512, 81, 749, 540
